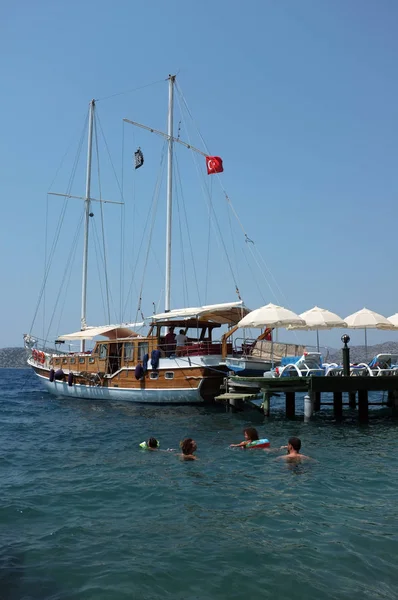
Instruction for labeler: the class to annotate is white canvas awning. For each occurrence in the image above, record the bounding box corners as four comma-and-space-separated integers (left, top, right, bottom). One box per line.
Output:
150, 301, 250, 325
59, 325, 140, 341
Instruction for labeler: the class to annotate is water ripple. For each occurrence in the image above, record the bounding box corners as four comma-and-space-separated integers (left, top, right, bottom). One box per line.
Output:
1, 369, 398, 599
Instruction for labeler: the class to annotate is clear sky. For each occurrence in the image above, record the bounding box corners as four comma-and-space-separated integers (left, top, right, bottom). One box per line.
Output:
1, 0, 398, 350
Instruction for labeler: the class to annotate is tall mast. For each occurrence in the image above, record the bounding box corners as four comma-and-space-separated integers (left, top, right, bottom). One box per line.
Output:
81, 99, 95, 347
165, 75, 175, 312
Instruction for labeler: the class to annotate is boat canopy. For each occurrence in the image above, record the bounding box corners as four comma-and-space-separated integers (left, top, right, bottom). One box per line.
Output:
58, 325, 140, 341
150, 301, 250, 325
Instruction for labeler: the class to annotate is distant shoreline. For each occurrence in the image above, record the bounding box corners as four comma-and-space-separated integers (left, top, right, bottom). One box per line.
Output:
3, 342, 398, 369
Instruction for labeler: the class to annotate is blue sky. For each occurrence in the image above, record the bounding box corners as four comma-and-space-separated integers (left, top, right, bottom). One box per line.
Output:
1, 0, 398, 350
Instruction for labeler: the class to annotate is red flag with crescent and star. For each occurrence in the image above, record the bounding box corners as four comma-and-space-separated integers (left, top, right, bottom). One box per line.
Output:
205, 156, 223, 175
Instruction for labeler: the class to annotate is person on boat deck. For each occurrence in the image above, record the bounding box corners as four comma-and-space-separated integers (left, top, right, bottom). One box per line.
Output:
164, 327, 176, 357
230, 427, 261, 448
277, 437, 312, 461
179, 438, 198, 460
175, 329, 188, 356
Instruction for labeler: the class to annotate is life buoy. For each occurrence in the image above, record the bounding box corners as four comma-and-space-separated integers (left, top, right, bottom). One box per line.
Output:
39, 352, 45, 364
32, 349, 38, 361
245, 438, 270, 449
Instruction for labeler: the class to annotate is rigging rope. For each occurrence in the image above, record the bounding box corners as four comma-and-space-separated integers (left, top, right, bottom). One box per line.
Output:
122, 142, 167, 320
120, 121, 125, 323
95, 78, 165, 102
94, 115, 111, 323
176, 81, 294, 312
30, 112, 88, 335
174, 89, 241, 299
174, 153, 202, 306
45, 212, 84, 343
133, 143, 167, 323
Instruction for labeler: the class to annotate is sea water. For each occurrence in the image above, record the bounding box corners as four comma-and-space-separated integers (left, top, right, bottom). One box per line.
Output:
1, 369, 397, 600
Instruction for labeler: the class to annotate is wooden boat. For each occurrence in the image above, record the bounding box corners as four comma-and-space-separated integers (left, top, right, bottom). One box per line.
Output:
24, 76, 250, 403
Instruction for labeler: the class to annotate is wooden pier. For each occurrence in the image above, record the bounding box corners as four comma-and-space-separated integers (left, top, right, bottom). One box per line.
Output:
215, 375, 398, 422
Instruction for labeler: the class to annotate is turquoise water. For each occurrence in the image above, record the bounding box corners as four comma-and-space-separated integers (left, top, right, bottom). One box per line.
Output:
1, 369, 398, 599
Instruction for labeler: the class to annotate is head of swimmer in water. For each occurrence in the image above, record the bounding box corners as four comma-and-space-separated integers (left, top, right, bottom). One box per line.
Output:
243, 427, 259, 442
287, 437, 301, 453
147, 437, 159, 449
180, 438, 197, 455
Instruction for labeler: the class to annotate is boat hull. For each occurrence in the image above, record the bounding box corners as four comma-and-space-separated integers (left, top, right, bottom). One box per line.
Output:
30, 359, 225, 404
225, 357, 273, 377
39, 373, 202, 403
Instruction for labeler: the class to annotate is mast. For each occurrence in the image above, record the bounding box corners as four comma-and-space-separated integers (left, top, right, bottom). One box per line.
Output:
165, 75, 175, 312
81, 99, 95, 349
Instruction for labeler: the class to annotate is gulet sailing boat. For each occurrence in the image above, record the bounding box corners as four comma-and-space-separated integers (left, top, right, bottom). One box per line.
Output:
24, 75, 250, 404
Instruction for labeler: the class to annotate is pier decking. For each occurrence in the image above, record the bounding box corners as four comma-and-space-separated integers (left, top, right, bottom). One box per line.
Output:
216, 375, 398, 422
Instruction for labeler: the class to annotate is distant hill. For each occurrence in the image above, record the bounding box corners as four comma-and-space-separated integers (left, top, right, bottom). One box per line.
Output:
0, 347, 29, 368
328, 341, 398, 364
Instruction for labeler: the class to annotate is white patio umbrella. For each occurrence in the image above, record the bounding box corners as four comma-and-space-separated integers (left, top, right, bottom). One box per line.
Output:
288, 306, 347, 351
387, 313, 398, 328
344, 307, 394, 360
237, 303, 305, 367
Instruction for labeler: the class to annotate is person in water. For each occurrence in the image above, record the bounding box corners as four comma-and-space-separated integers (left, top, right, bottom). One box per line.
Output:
277, 437, 311, 461
230, 427, 260, 448
139, 437, 159, 450
179, 438, 198, 460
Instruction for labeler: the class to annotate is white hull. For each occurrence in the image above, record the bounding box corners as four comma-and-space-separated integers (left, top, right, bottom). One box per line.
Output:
38, 373, 203, 404
225, 357, 273, 376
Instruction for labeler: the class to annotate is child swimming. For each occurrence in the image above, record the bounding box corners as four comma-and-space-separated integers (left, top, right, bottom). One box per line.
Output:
139, 437, 160, 450
230, 427, 260, 448
179, 438, 198, 460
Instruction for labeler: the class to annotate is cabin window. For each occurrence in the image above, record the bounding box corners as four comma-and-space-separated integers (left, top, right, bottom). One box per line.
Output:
63, 358, 68, 364
89, 357, 95, 364
150, 372, 158, 380
55, 358, 60, 365
79, 357, 86, 364
124, 342, 134, 361
138, 342, 149, 360
165, 372, 174, 380
98, 344, 107, 360
70, 358, 75, 364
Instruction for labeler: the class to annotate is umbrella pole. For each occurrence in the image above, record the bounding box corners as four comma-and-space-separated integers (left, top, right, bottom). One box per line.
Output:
271, 335, 274, 369
365, 328, 368, 362
316, 330, 320, 352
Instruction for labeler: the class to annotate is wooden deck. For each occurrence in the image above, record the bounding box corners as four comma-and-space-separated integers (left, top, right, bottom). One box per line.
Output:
216, 374, 398, 422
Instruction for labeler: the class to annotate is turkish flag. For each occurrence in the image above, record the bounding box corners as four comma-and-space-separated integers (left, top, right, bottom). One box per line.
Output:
205, 156, 223, 175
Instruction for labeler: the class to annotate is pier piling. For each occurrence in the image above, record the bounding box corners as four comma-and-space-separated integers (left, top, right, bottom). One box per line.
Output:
285, 392, 295, 419
358, 389, 369, 424
262, 391, 270, 416
349, 392, 356, 409
333, 391, 343, 421
304, 394, 313, 422
314, 391, 321, 412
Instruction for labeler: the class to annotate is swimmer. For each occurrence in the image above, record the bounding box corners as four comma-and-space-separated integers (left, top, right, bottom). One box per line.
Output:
179, 438, 198, 460
230, 427, 261, 448
139, 437, 159, 450
276, 437, 312, 461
